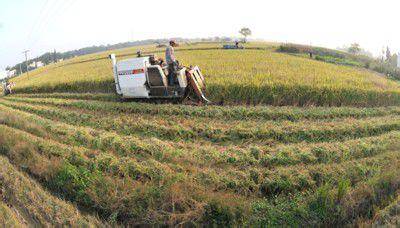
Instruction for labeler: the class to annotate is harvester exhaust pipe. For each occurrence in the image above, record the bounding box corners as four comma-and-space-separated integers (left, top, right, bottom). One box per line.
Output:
109, 54, 122, 95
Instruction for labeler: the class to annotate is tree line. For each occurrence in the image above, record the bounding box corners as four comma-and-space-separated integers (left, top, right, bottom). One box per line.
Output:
7, 37, 237, 76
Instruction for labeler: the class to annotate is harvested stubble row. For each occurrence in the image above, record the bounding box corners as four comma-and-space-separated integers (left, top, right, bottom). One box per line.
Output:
10, 94, 400, 121
2, 95, 400, 225
0, 155, 103, 226
1, 102, 400, 171
0, 202, 24, 227
374, 195, 400, 225
3, 98, 400, 145
1, 120, 400, 226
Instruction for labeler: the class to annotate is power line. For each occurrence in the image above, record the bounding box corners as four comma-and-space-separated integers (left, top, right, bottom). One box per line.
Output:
22, 0, 62, 66
25, 0, 50, 49
21, 0, 76, 71
27, 0, 64, 50
29, 0, 74, 51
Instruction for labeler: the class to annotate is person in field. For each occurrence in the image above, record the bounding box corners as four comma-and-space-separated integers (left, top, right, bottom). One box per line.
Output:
165, 40, 178, 86
2, 81, 13, 95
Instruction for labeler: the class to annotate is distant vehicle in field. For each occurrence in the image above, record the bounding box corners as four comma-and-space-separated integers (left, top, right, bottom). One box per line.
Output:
223, 41, 244, 49
156, 44, 167, 48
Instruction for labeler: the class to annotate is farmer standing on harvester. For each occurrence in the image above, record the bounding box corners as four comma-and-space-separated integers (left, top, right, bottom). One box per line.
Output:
166, 40, 178, 86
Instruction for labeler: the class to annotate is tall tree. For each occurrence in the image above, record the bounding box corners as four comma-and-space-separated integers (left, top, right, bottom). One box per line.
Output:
239, 27, 252, 43
348, 43, 361, 54
386, 46, 392, 61
53, 49, 57, 63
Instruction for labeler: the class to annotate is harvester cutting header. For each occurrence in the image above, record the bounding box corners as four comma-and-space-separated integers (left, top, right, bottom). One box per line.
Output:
109, 40, 210, 104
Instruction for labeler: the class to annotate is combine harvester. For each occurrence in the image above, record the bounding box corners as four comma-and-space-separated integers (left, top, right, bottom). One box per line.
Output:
109, 53, 211, 104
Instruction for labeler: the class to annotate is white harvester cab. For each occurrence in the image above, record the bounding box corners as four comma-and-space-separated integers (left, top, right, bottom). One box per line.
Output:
109, 53, 210, 103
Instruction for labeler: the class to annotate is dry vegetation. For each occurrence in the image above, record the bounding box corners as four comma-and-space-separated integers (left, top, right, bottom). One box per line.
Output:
1, 93, 400, 225
0, 153, 103, 226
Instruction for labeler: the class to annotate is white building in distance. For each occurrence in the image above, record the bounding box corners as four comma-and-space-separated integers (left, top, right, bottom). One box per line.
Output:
7, 69, 16, 77
398, 52, 400, 68
29, 61, 44, 69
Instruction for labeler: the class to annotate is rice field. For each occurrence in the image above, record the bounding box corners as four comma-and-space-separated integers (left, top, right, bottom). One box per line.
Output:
3, 42, 400, 225
1, 93, 400, 226
10, 43, 400, 106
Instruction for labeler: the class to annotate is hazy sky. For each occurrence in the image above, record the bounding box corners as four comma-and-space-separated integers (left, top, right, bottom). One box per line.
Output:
0, 0, 399, 72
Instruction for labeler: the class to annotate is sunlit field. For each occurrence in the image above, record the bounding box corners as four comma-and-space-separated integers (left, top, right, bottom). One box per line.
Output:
2, 42, 400, 226
10, 42, 400, 106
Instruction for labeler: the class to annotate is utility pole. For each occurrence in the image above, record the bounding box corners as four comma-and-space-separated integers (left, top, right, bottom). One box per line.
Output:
19, 64, 22, 76
53, 49, 57, 63
22, 50, 30, 77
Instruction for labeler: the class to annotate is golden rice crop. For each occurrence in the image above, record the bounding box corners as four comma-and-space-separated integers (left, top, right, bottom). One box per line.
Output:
10, 43, 400, 106
3, 42, 400, 226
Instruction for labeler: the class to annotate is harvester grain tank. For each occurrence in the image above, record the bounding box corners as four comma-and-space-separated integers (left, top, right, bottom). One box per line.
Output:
109, 53, 210, 103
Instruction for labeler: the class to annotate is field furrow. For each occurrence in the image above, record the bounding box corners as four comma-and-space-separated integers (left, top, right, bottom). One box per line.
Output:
0, 100, 399, 169
251, 166, 400, 226
2, 95, 400, 225
0, 155, 103, 226
1, 101, 400, 175
0, 104, 396, 200
0, 123, 218, 224
0, 202, 25, 227
3, 98, 400, 145
373, 195, 400, 225
2, 118, 400, 225
9, 95, 400, 121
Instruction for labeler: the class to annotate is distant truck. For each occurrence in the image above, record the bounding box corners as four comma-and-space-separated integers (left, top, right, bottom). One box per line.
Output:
223, 41, 244, 49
